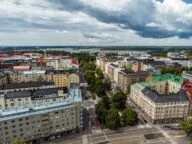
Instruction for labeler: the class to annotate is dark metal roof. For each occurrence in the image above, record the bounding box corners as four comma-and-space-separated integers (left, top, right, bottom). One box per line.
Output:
142, 88, 188, 103
4, 87, 67, 99
0, 81, 54, 90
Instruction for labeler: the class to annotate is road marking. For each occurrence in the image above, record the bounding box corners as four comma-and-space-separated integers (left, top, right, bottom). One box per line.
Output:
82, 135, 88, 144
156, 125, 178, 144
110, 136, 142, 144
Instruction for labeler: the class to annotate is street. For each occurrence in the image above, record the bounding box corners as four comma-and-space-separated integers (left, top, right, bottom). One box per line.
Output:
43, 125, 192, 144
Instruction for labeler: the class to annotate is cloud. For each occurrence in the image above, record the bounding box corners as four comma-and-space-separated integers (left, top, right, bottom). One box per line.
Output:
83, 32, 116, 39
1, 0, 192, 46
47, 0, 192, 39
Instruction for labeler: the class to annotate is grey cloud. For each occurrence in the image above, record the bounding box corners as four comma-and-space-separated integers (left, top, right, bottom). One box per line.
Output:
48, 0, 192, 39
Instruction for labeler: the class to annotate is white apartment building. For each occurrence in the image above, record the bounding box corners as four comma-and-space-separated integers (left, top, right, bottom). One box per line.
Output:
130, 82, 189, 123
182, 71, 192, 82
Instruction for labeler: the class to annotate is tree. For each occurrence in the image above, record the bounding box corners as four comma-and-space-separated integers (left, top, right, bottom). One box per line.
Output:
95, 79, 105, 97
111, 91, 127, 110
95, 68, 103, 79
105, 108, 121, 129
95, 101, 108, 126
85, 70, 95, 84
103, 78, 111, 90
102, 95, 110, 110
11, 139, 26, 144
180, 119, 192, 136
121, 108, 138, 126
83, 61, 96, 71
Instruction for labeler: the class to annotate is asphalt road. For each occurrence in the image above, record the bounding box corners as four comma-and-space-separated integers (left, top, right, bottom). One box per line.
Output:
44, 125, 192, 144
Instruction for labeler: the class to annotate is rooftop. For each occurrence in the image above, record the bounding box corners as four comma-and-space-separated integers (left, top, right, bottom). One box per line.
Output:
152, 73, 184, 85
142, 88, 188, 103
0, 81, 54, 91
132, 82, 155, 91
0, 87, 67, 99
0, 85, 82, 121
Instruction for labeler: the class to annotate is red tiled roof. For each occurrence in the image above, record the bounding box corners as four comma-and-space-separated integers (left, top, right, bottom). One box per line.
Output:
13, 66, 30, 70
182, 82, 192, 97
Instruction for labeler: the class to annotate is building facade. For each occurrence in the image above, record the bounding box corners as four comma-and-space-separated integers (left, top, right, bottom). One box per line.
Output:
0, 85, 83, 143
8, 71, 46, 83
46, 70, 79, 88
118, 70, 148, 94
130, 82, 189, 123
146, 74, 185, 95
182, 71, 192, 82
0, 73, 8, 85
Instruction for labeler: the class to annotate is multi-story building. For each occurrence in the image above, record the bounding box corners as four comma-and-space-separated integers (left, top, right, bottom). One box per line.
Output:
172, 58, 192, 68
0, 87, 68, 109
118, 70, 148, 94
182, 82, 192, 116
146, 74, 185, 94
130, 82, 189, 123
46, 70, 79, 88
182, 71, 192, 82
0, 84, 83, 143
107, 64, 118, 80
46, 59, 59, 69
0, 81, 55, 92
0, 72, 8, 85
167, 52, 179, 58
68, 73, 80, 86
132, 62, 142, 72
8, 70, 46, 83
125, 57, 137, 68
46, 70, 68, 88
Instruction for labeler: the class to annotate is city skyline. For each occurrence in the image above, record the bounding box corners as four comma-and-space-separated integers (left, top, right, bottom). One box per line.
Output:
1, 0, 192, 46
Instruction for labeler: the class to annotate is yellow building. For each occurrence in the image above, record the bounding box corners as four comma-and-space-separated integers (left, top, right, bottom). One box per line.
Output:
46, 70, 79, 88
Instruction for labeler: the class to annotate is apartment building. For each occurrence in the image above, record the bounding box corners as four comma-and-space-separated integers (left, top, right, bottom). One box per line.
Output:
0, 72, 8, 85
46, 70, 79, 88
118, 70, 148, 94
107, 64, 118, 80
167, 52, 179, 58
0, 85, 83, 143
46, 59, 59, 69
0, 81, 55, 92
0, 87, 68, 109
172, 58, 192, 68
8, 70, 46, 83
182, 71, 192, 82
130, 82, 189, 123
68, 73, 79, 86
125, 57, 137, 68
146, 74, 185, 94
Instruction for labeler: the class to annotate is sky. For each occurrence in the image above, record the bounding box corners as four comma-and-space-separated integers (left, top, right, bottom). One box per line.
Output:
1, 0, 192, 46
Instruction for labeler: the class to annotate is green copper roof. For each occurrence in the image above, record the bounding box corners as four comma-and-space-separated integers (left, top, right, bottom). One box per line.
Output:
132, 82, 155, 91
152, 73, 184, 85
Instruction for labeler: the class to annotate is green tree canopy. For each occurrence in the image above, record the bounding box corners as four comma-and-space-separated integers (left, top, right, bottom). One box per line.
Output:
95, 79, 105, 97
83, 61, 96, 71
102, 95, 110, 110
103, 78, 111, 90
180, 119, 192, 136
11, 139, 26, 144
105, 108, 121, 129
95, 101, 108, 126
95, 68, 103, 79
111, 91, 127, 110
121, 108, 138, 126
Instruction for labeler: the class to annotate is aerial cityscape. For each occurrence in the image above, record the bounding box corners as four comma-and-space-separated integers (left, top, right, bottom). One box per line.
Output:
1, 0, 192, 144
